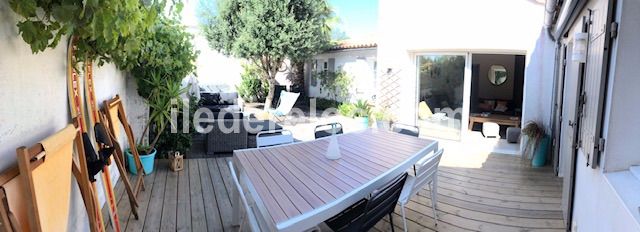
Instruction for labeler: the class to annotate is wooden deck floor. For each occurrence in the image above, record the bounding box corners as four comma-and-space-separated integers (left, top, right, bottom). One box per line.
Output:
104, 154, 565, 232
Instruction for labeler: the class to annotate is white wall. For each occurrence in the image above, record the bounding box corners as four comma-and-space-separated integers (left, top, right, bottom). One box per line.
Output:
308, 48, 377, 102
571, 153, 640, 231
569, 0, 640, 230
182, 0, 243, 89
377, 0, 554, 127
521, 28, 556, 132
0, 1, 147, 230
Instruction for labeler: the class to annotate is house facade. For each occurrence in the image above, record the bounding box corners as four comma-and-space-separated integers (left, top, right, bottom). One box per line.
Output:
376, 0, 554, 140
306, 41, 378, 103
377, 0, 640, 230
547, 0, 640, 230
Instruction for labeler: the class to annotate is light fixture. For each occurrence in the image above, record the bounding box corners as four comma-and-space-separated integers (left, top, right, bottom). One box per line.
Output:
572, 32, 588, 63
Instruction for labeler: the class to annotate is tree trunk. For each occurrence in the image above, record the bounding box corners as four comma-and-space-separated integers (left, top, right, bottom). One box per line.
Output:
289, 61, 306, 97
264, 78, 277, 110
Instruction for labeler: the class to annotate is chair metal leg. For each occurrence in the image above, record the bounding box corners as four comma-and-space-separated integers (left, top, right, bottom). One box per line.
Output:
430, 182, 438, 225
401, 205, 408, 232
389, 212, 395, 232
432, 175, 439, 210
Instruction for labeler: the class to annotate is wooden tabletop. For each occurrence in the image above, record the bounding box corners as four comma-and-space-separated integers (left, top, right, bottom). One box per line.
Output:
232, 129, 438, 231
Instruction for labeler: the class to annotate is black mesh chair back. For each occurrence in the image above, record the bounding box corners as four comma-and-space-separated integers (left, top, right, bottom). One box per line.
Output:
391, 123, 420, 137
360, 172, 409, 232
314, 122, 344, 139
324, 199, 367, 232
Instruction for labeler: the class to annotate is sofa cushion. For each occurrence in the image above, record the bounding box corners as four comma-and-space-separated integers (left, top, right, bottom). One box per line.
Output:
200, 92, 221, 105
218, 92, 238, 105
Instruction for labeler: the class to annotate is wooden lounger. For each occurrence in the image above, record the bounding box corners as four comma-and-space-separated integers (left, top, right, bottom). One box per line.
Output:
1, 121, 100, 232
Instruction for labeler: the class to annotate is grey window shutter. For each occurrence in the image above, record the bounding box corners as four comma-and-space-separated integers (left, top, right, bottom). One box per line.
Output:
328, 58, 336, 72
579, 3, 614, 169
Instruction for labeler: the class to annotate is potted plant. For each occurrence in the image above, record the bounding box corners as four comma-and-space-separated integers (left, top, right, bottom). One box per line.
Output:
127, 15, 197, 174
337, 103, 355, 117
374, 108, 394, 130
353, 100, 372, 129
127, 73, 188, 174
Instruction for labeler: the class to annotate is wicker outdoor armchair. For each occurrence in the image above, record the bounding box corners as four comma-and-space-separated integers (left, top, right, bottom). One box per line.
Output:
205, 112, 248, 155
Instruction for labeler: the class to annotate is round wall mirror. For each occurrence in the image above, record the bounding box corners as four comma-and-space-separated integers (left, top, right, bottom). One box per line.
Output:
488, 65, 507, 86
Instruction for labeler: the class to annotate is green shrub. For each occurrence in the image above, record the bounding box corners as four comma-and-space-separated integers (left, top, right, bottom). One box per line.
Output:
132, 16, 198, 99
314, 98, 340, 110
314, 70, 352, 102
155, 95, 199, 158
237, 63, 269, 103
338, 103, 355, 117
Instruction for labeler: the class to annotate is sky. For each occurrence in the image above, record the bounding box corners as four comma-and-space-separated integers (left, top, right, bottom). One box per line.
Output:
193, 0, 378, 41
328, 0, 378, 40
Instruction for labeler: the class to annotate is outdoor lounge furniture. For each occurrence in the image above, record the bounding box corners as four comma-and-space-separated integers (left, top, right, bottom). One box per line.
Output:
314, 122, 344, 139
256, 129, 294, 148
231, 129, 438, 231
205, 112, 247, 155
11, 123, 99, 231
398, 149, 444, 230
268, 90, 300, 122
200, 84, 243, 113
391, 123, 420, 137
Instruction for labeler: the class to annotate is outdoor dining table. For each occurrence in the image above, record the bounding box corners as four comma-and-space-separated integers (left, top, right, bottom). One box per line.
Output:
231, 128, 439, 231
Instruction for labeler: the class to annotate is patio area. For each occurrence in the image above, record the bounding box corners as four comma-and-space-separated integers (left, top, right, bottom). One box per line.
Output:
103, 153, 564, 232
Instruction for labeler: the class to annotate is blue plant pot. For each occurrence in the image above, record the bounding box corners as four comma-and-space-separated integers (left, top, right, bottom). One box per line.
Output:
126, 148, 156, 175
532, 136, 550, 168
355, 116, 369, 129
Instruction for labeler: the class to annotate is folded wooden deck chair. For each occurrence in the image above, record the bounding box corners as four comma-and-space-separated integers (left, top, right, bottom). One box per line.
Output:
0, 166, 28, 232
6, 122, 100, 232
97, 110, 141, 219
103, 95, 145, 216
268, 90, 300, 122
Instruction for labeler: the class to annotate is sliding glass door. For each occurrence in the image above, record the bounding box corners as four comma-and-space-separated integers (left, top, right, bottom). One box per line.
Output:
416, 53, 470, 140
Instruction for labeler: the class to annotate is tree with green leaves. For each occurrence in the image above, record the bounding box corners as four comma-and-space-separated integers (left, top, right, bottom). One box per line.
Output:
8, 0, 163, 69
132, 16, 199, 99
201, 0, 333, 109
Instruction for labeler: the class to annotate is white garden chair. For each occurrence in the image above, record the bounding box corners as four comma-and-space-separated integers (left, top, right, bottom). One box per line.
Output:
228, 161, 263, 232
268, 90, 300, 122
256, 129, 294, 148
398, 149, 444, 231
